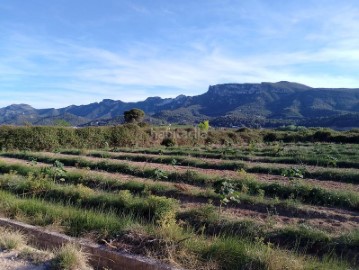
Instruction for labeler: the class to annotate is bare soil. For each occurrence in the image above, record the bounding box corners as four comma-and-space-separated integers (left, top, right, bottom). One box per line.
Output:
0, 250, 48, 270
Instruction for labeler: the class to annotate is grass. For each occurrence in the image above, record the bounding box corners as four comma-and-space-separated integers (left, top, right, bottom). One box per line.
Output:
179, 205, 359, 263
0, 160, 319, 219
18, 247, 53, 266
0, 130, 358, 269
0, 226, 53, 266
0, 189, 134, 238
0, 189, 349, 269
60, 149, 359, 184
0, 171, 179, 224
0, 145, 357, 268
0, 169, 357, 265
113, 144, 359, 167
51, 243, 92, 270
67, 149, 359, 170
2, 152, 359, 211
0, 228, 26, 250
2, 157, 359, 227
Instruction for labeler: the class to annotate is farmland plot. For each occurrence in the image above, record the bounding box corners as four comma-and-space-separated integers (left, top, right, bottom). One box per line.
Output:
0, 142, 358, 269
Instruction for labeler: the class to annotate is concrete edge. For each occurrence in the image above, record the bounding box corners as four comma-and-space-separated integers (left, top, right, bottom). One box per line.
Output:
0, 217, 182, 270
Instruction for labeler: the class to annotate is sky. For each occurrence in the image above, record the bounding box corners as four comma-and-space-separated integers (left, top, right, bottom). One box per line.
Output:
0, 0, 359, 108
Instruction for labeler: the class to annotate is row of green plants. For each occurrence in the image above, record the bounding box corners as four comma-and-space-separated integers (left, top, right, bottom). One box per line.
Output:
179, 205, 359, 264
61, 149, 359, 184
262, 129, 359, 143
0, 189, 132, 238
3, 152, 359, 211
197, 143, 359, 168
117, 143, 357, 158
0, 167, 357, 267
0, 185, 348, 269
0, 160, 346, 223
232, 145, 359, 159
0, 171, 178, 225
1, 160, 353, 223
166, 142, 359, 160
179, 144, 356, 169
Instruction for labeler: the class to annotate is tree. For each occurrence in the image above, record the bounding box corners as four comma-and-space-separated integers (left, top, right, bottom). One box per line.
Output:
124, 108, 145, 123
198, 120, 210, 131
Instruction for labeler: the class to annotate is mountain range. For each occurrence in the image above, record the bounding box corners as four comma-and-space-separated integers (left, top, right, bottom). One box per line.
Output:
1, 81, 359, 128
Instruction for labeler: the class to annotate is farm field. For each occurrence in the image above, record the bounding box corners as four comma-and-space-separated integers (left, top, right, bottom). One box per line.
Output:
0, 140, 358, 269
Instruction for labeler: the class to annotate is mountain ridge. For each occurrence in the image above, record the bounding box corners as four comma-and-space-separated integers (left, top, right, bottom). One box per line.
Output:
1, 81, 359, 128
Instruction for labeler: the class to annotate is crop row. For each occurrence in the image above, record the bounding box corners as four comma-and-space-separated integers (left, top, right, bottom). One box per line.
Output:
103, 149, 359, 183
0, 178, 350, 269
2, 152, 359, 211
0, 171, 178, 224
113, 145, 359, 166
0, 170, 357, 265
0, 160, 349, 222
180, 205, 359, 263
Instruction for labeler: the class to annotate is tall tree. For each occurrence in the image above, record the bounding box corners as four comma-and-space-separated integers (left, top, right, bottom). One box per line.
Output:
124, 108, 145, 123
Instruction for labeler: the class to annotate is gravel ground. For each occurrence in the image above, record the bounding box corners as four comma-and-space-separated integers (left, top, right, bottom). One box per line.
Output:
0, 250, 48, 270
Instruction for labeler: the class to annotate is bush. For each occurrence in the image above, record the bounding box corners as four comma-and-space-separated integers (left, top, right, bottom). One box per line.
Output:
312, 130, 333, 142
263, 132, 278, 142
147, 195, 179, 227
123, 108, 145, 123
161, 137, 176, 147
198, 120, 210, 131
0, 229, 26, 250
52, 243, 92, 270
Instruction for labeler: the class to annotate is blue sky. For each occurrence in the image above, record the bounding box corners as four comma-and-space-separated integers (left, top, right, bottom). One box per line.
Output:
1, 0, 359, 108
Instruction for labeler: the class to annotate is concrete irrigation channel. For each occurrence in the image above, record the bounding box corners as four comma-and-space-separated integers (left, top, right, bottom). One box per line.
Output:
0, 218, 181, 270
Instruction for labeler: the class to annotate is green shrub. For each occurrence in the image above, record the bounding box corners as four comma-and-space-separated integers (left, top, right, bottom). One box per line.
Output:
313, 130, 333, 142
263, 132, 278, 142
52, 243, 92, 270
147, 195, 179, 227
0, 229, 26, 250
161, 137, 176, 147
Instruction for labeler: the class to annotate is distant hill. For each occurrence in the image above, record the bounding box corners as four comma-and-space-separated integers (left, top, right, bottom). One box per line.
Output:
1, 81, 359, 128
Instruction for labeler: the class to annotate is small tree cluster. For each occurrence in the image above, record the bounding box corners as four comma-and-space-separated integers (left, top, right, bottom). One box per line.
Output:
124, 108, 145, 123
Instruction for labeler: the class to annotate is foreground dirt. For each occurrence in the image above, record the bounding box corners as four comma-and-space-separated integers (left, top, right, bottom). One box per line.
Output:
0, 250, 47, 270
